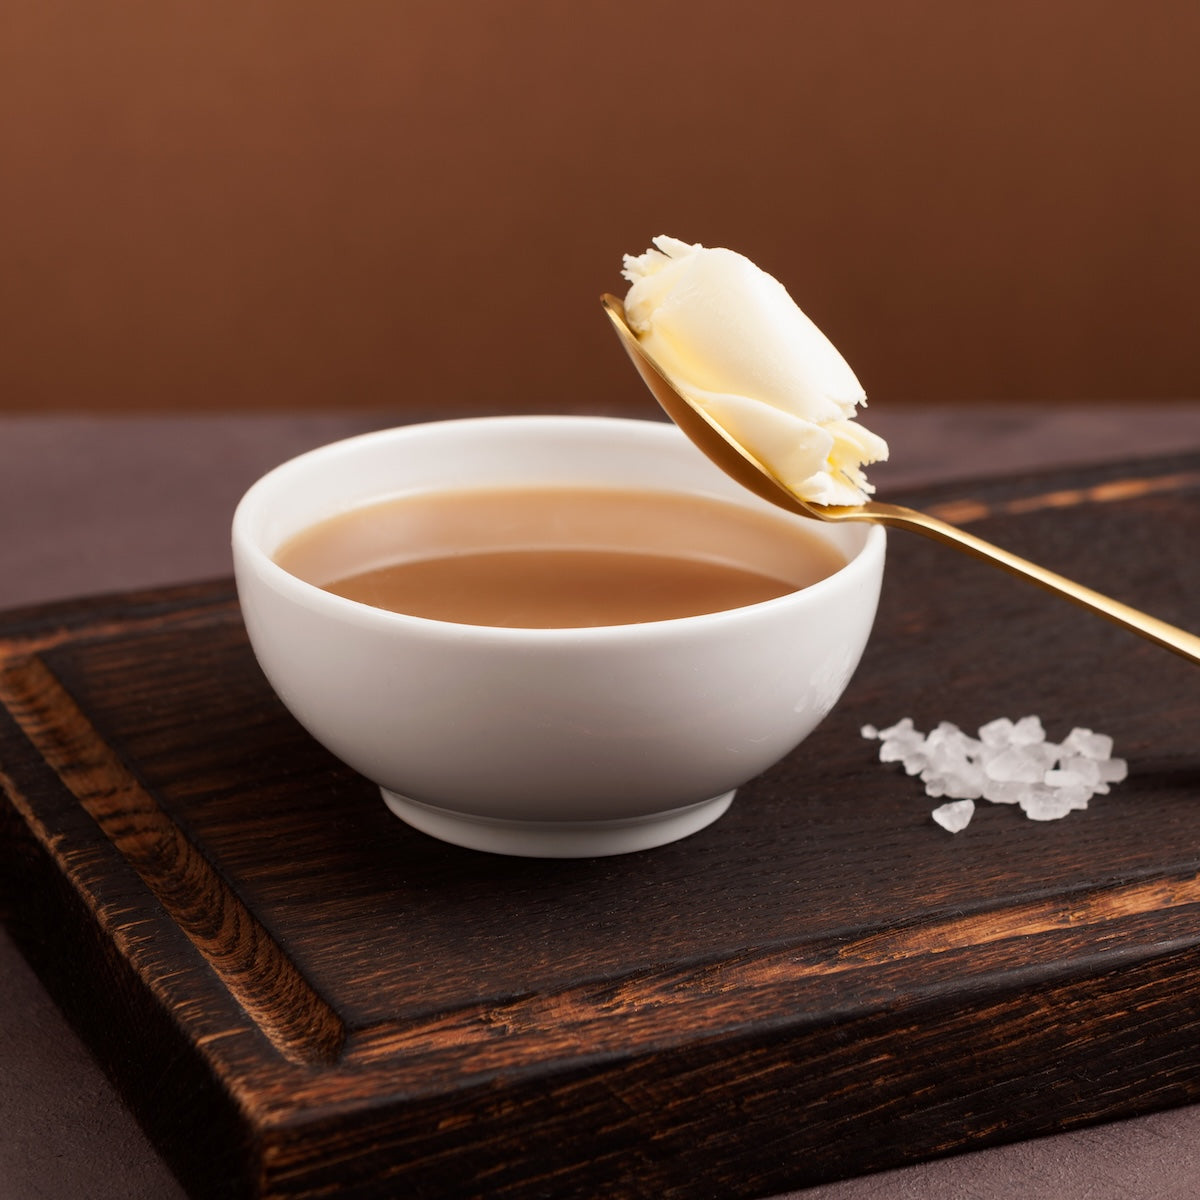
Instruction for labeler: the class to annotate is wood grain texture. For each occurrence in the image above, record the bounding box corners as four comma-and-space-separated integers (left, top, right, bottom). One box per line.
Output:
2, 455, 1200, 1199
0, 654, 344, 1066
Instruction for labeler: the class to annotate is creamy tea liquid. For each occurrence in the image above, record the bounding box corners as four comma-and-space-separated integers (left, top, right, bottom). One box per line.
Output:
275, 486, 845, 628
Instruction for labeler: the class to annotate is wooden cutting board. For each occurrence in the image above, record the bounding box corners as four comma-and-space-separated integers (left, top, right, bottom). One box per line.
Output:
3, 453, 1200, 1200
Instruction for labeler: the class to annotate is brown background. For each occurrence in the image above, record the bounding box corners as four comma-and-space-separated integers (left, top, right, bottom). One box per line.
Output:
2, 0, 1198, 414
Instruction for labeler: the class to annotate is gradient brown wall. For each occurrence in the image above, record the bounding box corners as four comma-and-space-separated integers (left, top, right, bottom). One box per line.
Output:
3, 1, 1198, 413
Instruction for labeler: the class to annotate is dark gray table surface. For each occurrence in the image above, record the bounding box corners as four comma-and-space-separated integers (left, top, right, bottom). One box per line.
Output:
4, 405, 1200, 1200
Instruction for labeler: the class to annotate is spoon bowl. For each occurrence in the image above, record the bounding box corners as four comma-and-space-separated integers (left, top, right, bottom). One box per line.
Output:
602, 293, 1200, 666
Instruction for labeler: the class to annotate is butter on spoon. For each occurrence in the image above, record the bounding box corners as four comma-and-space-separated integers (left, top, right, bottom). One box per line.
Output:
621, 236, 887, 505
603, 240, 1200, 666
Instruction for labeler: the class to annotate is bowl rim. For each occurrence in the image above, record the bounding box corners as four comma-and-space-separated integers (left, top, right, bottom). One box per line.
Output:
231, 414, 886, 644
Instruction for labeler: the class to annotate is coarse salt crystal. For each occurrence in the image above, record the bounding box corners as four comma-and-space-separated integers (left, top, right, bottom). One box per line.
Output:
1021, 790, 1078, 821
978, 717, 1014, 746
1063, 728, 1114, 760
1010, 715, 1046, 746
1099, 757, 1129, 783
983, 746, 1046, 785
932, 799, 975, 832
981, 779, 1027, 805
1057, 756, 1103, 786
878, 718, 917, 740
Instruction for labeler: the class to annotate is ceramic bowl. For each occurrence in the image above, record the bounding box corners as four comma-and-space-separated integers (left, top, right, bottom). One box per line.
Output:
232, 416, 885, 857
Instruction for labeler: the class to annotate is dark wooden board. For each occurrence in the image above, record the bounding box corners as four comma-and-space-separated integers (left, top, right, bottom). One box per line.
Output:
3, 453, 1200, 1200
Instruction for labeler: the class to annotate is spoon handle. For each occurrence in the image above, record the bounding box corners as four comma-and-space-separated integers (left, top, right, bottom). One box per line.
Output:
864, 502, 1200, 666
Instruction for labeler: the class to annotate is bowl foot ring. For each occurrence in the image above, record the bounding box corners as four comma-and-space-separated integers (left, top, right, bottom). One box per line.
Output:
379, 789, 735, 858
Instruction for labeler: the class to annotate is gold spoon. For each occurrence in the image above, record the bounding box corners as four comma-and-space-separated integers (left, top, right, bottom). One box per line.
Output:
601, 294, 1200, 666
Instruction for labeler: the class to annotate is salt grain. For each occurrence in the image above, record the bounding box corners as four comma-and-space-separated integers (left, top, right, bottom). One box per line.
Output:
863, 714, 1127, 832
932, 799, 976, 832
1063, 728, 1114, 760
1099, 757, 1129, 783
1010, 716, 1046, 746
983, 746, 1045, 785
981, 779, 1026, 805
1021, 790, 1077, 821
978, 717, 1014, 746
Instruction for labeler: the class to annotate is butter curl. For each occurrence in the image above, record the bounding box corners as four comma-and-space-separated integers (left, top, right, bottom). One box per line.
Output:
622, 236, 887, 504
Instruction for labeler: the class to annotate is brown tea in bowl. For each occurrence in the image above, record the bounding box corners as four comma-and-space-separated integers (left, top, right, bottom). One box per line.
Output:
275, 485, 844, 628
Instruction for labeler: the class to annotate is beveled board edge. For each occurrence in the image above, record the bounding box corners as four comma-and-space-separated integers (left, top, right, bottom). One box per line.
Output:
0, 674, 268, 1198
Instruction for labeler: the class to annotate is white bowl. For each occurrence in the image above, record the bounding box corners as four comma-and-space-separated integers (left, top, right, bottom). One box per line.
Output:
232, 416, 885, 857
